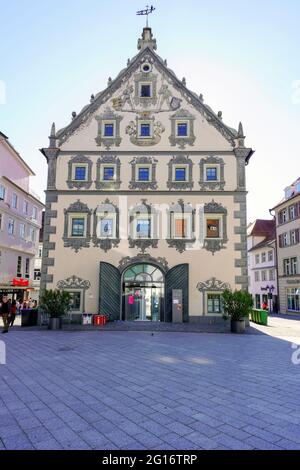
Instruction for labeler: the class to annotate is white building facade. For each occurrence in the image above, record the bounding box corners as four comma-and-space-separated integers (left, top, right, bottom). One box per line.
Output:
247, 220, 278, 311
40, 27, 254, 322
0, 132, 44, 301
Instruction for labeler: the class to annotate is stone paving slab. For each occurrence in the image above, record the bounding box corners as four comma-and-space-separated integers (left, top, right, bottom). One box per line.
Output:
0, 316, 300, 449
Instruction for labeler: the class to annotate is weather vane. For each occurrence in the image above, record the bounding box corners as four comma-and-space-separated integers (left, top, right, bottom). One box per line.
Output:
136, 5, 156, 28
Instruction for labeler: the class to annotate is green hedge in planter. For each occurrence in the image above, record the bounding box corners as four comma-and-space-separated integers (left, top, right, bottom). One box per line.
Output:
222, 289, 253, 321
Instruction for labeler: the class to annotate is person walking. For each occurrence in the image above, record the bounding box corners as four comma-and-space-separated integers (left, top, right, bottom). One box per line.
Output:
0, 295, 10, 333
8, 300, 17, 327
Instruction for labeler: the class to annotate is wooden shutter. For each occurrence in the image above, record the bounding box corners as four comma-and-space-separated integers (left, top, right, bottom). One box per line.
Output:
99, 262, 121, 321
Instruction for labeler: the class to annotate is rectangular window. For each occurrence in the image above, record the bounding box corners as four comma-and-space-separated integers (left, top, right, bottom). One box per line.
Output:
261, 252, 266, 263
140, 84, 151, 97
284, 258, 291, 276
138, 167, 150, 181
269, 269, 275, 281
17, 256, 22, 277
255, 271, 260, 282
174, 218, 187, 238
100, 218, 114, 237
29, 227, 35, 242
289, 205, 296, 220
255, 254, 260, 264
32, 206, 38, 220
175, 167, 186, 181
69, 292, 81, 311
19, 223, 25, 239
207, 294, 222, 314
287, 288, 300, 311
8, 218, 14, 235
0, 213, 2, 230
206, 219, 220, 238
23, 200, 28, 215
34, 269, 41, 281
268, 250, 273, 262
255, 294, 261, 309
177, 123, 188, 137
140, 123, 151, 137
136, 219, 151, 238
71, 218, 85, 237
0, 184, 5, 200
12, 193, 18, 209
283, 233, 289, 246
206, 167, 218, 181
261, 270, 267, 281
103, 167, 115, 181
74, 166, 86, 181
25, 258, 30, 278
38, 248, 42, 258
291, 257, 298, 275
104, 123, 114, 137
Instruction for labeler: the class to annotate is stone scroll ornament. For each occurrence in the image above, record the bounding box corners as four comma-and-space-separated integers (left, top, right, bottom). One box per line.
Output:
126, 118, 165, 146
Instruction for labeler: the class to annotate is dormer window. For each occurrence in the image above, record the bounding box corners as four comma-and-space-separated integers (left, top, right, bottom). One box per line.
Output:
206, 219, 220, 238
104, 123, 114, 137
103, 166, 115, 181
74, 166, 87, 181
176, 122, 188, 137
174, 167, 187, 182
140, 123, 151, 137
137, 167, 150, 182
206, 167, 218, 181
140, 83, 152, 98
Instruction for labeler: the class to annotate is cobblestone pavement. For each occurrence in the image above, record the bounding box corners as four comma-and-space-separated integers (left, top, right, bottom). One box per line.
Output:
0, 316, 300, 450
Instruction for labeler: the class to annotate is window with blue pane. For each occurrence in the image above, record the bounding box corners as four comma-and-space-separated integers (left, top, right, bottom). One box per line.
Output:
206, 167, 218, 181
104, 123, 114, 137
103, 167, 115, 181
177, 123, 188, 137
74, 166, 86, 181
140, 124, 151, 137
140, 84, 151, 97
100, 219, 113, 237
71, 218, 85, 237
175, 167, 186, 181
138, 167, 150, 181
136, 219, 151, 238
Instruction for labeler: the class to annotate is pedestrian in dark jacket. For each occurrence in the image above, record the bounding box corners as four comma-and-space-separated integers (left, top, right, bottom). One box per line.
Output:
0, 296, 10, 333
9, 300, 17, 327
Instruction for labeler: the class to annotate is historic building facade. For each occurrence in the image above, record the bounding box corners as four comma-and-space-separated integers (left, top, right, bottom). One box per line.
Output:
247, 219, 278, 311
271, 178, 300, 314
0, 131, 44, 301
41, 27, 254, 322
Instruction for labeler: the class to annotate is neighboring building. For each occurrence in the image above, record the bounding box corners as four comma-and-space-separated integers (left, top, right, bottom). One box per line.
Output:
40, 26, 254, 322
0, 131, 44, 301
247, 219, 278, 311
31, 211, 44, 301
271, 178, 300, 314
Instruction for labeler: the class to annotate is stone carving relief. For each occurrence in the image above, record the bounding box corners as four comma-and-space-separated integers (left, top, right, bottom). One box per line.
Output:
63, 200, 92, 253
126, 115, 165, 146
95, 107, 123, 149
196, 277, 231, 292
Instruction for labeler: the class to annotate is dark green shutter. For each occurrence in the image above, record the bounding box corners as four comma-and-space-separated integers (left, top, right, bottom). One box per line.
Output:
99, 262, 121, 321
165, 264, 189, 323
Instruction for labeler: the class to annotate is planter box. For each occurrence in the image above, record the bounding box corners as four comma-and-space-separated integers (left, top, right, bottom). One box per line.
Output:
21, 309, 38, 327
48, 317, 62, 330
231, 319, 246, 334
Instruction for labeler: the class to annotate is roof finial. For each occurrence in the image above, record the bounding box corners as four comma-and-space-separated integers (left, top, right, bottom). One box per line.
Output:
137, 5, 157, 50
237, 122, 245, 147
136, 5, 156, 28
49, 122, 56, 148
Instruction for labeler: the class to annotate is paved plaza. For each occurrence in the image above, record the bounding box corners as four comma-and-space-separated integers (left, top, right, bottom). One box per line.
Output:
1, 316, 300, 450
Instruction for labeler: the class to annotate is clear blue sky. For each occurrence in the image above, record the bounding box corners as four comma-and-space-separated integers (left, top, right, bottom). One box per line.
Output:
1, 0, 299, 221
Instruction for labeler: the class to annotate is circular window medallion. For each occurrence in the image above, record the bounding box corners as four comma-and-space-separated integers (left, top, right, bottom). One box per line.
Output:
142, 63, 151, 73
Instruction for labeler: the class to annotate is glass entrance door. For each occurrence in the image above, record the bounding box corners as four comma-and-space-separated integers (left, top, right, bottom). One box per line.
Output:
124, 284, 163, 321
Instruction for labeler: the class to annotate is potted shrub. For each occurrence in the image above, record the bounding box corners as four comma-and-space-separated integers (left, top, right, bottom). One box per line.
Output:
39, 289, 71, 330
222, 289, 253, 334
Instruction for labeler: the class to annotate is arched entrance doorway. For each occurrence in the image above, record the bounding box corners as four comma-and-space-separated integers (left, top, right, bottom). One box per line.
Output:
122, 264, 164, 322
